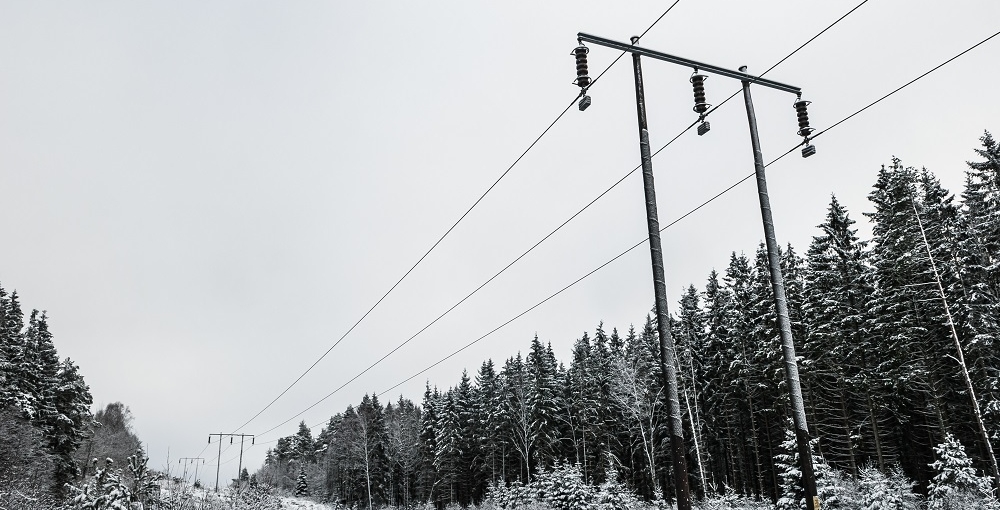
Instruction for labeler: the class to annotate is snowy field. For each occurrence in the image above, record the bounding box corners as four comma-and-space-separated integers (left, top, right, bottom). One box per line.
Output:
277, 496, 335, 509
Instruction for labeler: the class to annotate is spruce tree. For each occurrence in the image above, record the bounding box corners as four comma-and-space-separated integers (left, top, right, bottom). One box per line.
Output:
292, 420, 316, 462
0, 290, 30, 413
866, 159, 948, 479
698, 269, 737, 494
565, 328, 604, 484
527, 336, 561, 471
928, 433, 996, 509
295, 463, 310, 497
473, 360, 502, 487
48, 358, 92, 495
802, 195, 885, 474
501, 353, 534, 482
418, 384, 439, 503
434, 389, 461, 503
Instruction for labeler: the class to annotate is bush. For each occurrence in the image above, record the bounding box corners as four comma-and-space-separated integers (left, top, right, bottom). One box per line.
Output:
485, 461, 642, 510
696, 489, 771, 510
66, 448, 160, 509
857, 464, 920, 510
928, 433, 997, 510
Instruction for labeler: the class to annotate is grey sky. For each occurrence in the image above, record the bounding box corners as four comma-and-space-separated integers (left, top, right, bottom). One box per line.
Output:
2, 1, 999, 485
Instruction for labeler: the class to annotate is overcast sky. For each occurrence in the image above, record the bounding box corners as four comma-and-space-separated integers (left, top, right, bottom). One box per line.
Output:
2, 1, 999, 486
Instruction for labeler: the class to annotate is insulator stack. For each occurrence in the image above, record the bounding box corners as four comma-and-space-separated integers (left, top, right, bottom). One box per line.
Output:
794, 96, 817, 158
573, 45, 591, 88
691, 73, 710, 114
793, 98, 814, 137
691, 71, 711, 135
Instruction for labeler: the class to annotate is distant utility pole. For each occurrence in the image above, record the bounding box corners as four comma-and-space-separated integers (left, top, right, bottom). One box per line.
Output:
573, 33, 818, 510
208, 433, 255, 492
178, 457, 205, 486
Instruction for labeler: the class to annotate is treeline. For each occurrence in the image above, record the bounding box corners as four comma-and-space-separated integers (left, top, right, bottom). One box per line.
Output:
259, 132, 1000, 508
0, 285, 146, 507
0, 286, 93, 501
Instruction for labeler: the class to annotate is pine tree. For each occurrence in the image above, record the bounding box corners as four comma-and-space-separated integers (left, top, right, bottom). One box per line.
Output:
434, 389, 461, 503
418, 384, 440, 504
960, 130, 1000, 306
527, 336, 561, 471
802, 195, 887, 474
473, 360, 502, 487
749, 245, 789, 500
928, 433, 996, 509
454, 370, 481, 504
292, 420, 316, 462
501, 353, 534, 482
697, 269, 738, 494
775, 423, 852, 510
24, 310, 61, 422
48, 358, 92, 495
296, 463, 310, 496
0, 290, 30, 413
866, 159, 950, 480
674, 285, 710, 496
565, 329, 603, 483
359, 393, 389, 508
385, 396, 421, 507
721, 253, 768, 498
857, 464, 920, 510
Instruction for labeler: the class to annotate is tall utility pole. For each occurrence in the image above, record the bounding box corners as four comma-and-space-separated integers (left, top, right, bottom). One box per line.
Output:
741, 68, 818, 509
574, 33, 819, 510
208, 433, 255, 492
178, 457, 205, 486
627, 34, 692, 509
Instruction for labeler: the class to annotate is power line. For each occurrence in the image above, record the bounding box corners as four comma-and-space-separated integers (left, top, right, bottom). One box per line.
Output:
227, 1, 684, 435
244, 0, 866, 443
377, 24, 1000, 402
238, 5, 684, 441
810, 28, 1000, 140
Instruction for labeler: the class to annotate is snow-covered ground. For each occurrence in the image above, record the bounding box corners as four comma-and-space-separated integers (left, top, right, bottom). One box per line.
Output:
278, 496, 335, 509
158, 479, 336, 509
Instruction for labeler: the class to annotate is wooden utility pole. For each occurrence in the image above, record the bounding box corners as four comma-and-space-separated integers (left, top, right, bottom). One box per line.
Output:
208, 433, 255, 492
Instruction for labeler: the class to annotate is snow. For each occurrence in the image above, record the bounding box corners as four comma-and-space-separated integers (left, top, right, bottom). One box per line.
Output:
277, 496, 336, 509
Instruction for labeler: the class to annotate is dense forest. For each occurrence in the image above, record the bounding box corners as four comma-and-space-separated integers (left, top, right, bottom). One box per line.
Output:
258, 132, 1000, 508
0, 287, 93, 502
0, 286, 152, 508
3, 132, 999, 509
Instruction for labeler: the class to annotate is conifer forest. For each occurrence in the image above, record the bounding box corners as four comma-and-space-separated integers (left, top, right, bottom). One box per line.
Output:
250, 132, 1000, 508
3, 134, 1000, 508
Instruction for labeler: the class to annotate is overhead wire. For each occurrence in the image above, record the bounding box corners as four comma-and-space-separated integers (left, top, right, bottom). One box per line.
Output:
246, 0, 871, 443
242, 2, 686, 441
377, 23, 1000, 402
203, 441, 236, 470
228, 1, 684, 435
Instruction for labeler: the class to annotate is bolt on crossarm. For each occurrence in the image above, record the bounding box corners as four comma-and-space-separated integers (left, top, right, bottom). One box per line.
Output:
574, 33, 819, 510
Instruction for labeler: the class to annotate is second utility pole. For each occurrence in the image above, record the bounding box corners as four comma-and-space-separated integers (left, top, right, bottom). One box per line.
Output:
629, 35, 692, 510
209, 432, 254, 493
741, 69, 819, 510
